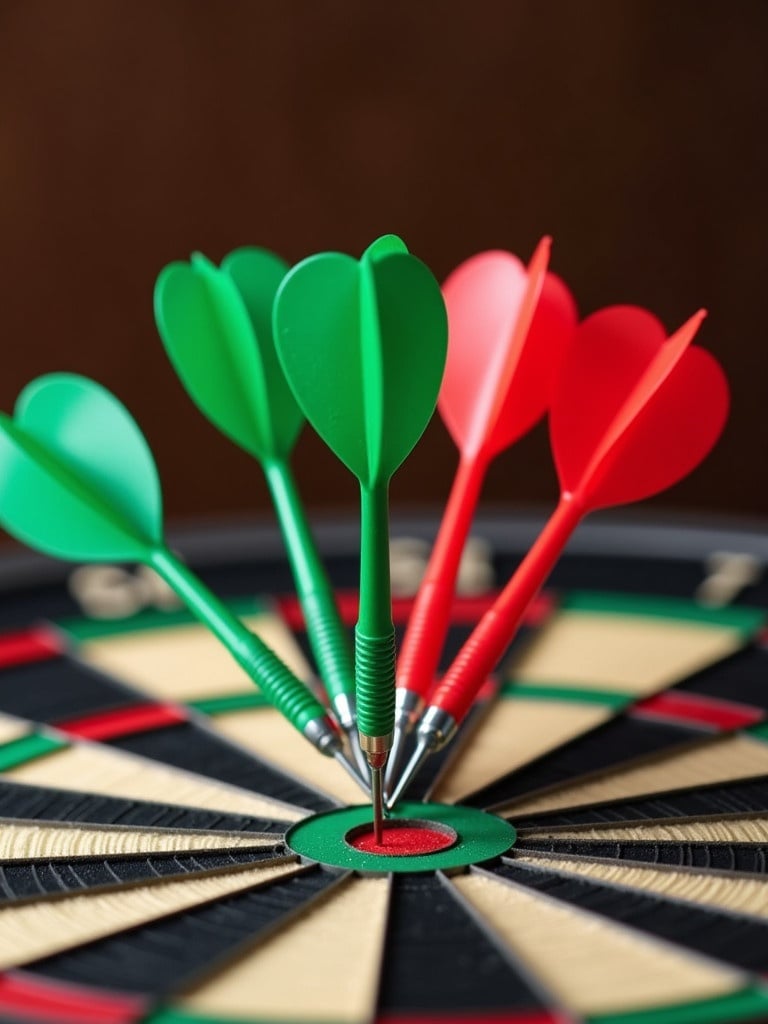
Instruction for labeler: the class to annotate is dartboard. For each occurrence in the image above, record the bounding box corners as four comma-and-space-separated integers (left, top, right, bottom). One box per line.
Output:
0, 513, 766, 1024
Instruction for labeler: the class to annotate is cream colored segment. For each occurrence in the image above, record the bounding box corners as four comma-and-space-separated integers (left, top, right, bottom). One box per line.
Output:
432, 699, 613, 804
0, 820, 277, 860
503, 734, 768, 817
0, 860, 300, 970
513, 854, 768, 919
5, 743, 305, 821
527, 817, 768, 844
210, 709, 363, 806
177, 876, 388, 1023
0, 716, 31, 746
77, 611, 312, 702
513, 611, 741, 694
453, 872, 740, 1016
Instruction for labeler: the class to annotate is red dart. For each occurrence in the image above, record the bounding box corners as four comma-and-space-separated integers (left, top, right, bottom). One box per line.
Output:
387, 238, 577, 788
389, 305, 729, 805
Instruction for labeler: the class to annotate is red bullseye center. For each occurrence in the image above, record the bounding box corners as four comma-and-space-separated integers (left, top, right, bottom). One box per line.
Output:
346, 819, 457, 856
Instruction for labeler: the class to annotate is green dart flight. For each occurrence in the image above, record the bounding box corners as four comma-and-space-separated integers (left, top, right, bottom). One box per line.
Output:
154, 247, 366, 774
0, 373, 359, 778
273, 234, 448, 837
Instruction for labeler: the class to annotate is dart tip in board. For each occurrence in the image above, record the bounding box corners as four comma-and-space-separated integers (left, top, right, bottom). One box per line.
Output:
345, 818, 458, 857
386, 737, 433, 809
371, 766, 385, 844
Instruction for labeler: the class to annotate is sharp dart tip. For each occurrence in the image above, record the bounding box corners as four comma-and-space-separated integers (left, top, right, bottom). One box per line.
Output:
387, 738, 431, 809
383, 727, 406, 795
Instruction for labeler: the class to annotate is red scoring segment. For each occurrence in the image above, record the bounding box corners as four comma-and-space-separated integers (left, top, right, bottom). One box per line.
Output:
348, 823, 456, 856
0, 628, 62, 669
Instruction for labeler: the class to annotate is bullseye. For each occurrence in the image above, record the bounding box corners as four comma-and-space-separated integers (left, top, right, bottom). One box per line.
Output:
346, 819, 457, 856
286, 801, 516, 873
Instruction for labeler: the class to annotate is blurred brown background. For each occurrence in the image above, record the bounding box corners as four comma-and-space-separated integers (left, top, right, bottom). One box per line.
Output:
0, 0, 765, 525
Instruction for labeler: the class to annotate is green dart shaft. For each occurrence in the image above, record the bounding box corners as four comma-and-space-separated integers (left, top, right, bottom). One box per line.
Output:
148, 545, 337, 752
263, 458, 356, 729
355, 481, 396, 763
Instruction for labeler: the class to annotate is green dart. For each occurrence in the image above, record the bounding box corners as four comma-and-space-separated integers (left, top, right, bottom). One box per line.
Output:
274, 235, 448, 838
154, 248, 367, 778
0, 373, 360, 782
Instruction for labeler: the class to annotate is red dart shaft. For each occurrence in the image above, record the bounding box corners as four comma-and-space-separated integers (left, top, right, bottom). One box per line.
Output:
433, 493, 582, 724
396, 453, 487, 701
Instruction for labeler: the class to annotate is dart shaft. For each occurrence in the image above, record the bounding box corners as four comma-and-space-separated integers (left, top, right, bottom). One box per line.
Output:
396, 454, 486, 711
149, 545, 331, 740
432, 495, 582, 725
264, 459, 356, 723
356, 483, 396, 757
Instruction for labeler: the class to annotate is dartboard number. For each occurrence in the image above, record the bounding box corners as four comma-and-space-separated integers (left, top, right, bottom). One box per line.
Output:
696, 551, 763, 607
389, 536, 495, 597
68, 564, 181, 619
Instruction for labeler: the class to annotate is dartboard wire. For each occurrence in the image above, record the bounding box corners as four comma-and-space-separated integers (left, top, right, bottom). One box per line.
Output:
431, 868, 578, 1023
463, 861, 765, 1020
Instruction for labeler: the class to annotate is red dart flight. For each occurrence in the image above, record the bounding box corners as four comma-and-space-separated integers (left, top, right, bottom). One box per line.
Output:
389, 305, 729, 805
